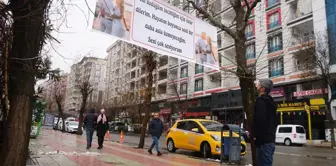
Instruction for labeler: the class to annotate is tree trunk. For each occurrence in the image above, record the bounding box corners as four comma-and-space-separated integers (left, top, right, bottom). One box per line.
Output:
235, 28, 257, 165
77, 98, 87, 135
138, 52, 155, 148
0, 0, 49, 165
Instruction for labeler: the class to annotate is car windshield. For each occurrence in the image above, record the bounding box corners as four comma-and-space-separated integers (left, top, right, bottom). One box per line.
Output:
69, 122, 78, 126
200, 121, 223, 131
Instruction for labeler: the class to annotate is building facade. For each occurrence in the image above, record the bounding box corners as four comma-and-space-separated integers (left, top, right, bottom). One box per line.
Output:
65, 57, 106, 113
105, 0, 332, 139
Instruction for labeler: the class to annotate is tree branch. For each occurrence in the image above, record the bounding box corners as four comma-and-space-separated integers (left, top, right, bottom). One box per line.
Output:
244, 0, 260, 22
187, 0, 236, 39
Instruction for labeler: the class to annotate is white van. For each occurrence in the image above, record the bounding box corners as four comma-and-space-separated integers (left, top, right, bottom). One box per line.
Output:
276, 125, 307, 146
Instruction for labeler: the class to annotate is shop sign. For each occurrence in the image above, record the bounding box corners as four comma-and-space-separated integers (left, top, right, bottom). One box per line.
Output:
277, 99, 310, 108
160, 108, 171, 115
293, 88, 328, 97
270, 87, 284, 97
185, 112, 210, 117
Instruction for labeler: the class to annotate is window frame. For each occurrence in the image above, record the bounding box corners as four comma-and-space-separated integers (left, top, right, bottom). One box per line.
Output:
266, 8, 282, 31
194, 79, 204, 92
268, 57, 284, 77
268, 34, 283, 53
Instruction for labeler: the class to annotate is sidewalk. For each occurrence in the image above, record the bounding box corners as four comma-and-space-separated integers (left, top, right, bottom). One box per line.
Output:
306, 140, 336, 149
28, 129, 222, 166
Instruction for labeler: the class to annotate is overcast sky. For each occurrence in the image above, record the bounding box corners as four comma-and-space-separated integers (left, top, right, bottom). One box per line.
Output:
46, 0, 117, 73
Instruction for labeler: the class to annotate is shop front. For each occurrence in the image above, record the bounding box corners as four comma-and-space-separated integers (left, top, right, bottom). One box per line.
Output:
183, 107, 211, 119
276, 98, 327, 140
211, 90, 245, 126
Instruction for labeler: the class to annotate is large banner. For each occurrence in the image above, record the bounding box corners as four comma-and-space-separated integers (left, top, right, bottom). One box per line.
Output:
92, 0, 219, 69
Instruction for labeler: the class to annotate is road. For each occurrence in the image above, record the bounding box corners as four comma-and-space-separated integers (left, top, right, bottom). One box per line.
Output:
109, 133, 336, 166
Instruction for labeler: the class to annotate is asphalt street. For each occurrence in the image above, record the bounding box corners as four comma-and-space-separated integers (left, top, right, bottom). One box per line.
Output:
108, 133, 336, 166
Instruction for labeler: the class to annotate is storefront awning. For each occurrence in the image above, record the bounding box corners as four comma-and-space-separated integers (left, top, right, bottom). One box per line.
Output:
211, 106, 243, 111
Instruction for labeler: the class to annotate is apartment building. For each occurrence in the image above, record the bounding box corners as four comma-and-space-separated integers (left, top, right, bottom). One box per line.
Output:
65, 57, 106, 112
104, 41, 170, 106
40, 73, 68, 113
104, 0, 333, 138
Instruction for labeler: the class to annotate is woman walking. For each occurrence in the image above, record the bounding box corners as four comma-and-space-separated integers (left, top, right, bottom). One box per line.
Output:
97, 109, 109, 149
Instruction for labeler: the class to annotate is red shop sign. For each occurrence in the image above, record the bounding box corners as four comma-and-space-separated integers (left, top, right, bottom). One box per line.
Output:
293, 88, 328, 97
160, 108, 171, 115
185, 112, 210, 117
270, 87, 284, 97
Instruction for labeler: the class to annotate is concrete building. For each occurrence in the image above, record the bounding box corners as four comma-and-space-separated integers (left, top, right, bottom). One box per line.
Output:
104, 41, 169, 106
65, 57, 106, 113
105, 0, 333, 139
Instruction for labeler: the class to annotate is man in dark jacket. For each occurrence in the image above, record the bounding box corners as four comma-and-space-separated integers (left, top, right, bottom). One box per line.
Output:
148, 112, 164, 156
96, 109, 109, 149
253, 79, 277, 166
84, 108, 97, 149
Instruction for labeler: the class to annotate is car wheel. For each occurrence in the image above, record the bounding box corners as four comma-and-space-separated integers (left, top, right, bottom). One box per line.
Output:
167, 138, 176, 153
201, 142, 212, 158
284, 138, 292, 146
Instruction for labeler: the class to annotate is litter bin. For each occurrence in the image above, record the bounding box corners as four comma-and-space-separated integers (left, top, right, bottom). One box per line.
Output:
220, 124, 241, 165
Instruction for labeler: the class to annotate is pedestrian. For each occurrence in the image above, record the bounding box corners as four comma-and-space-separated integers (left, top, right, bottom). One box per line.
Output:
97, 109, 109, 149
148, 112, 164, 156
253, 79, 277, 166
84, 108, 97, 149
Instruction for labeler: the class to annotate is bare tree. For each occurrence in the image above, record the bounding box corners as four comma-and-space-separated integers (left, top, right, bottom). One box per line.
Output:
184, 1, 261, 164
138, 50, 157, 148
296, 32, 336, 148
54, 85, 66, 132
76, 79, 93, 135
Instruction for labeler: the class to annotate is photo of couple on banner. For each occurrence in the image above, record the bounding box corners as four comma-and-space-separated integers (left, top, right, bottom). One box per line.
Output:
92, 0, 132, 39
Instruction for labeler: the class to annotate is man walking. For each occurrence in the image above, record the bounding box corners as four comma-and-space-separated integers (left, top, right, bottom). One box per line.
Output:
84, 108, 97, 149
148, 112, 164, 156
253, 79, 277, 166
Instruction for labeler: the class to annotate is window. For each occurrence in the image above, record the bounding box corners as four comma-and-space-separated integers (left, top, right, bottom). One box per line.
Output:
278, 127, 292, 133
268, 12, 280, 29
186, 121, 203, 133
195, 79, 203, 92
269, 57, 284, 77
177, 121, 187, 130
180, 83, 187, 94
267, 0, 280, 8
296, 127, 305, 134
195, 64, 203, 74
268, 34, 283, 53
181, 67, 188, 78
246, 44, 256, 59
217, 33, 222, 48
245, 23, 254, 38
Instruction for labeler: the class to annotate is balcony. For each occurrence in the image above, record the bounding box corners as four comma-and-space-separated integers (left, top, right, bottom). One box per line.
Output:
269, 69, 284, 77
268, 45, 282, 53
195, 86, 203, 92
287, 0, 313, 28
266, 0, 281, 10
157, 83, 167, 95
180, 72, 188, 78
270, 21, 280, 29
168, 57, 178, 68
246, 52, 256, 59
195, 64, 204, 74
245, 31, 253, 39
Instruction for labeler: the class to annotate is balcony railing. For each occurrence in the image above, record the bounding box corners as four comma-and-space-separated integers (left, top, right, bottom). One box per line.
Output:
268, 45, 282, 53
246, 31, 253, 38
246, 53, 256, 59
268, 21, 280, 30
295, 63, 315, 72
195, 86, 203, 92
269, 69, 284, 77
180, 73, 188, 78
267, 0, 280, 8
195, 67, 203, 74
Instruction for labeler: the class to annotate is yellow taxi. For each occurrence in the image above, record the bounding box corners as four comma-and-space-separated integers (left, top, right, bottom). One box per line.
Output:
165, 119, 247, 157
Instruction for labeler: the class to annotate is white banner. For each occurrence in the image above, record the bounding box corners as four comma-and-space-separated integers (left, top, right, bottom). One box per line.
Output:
92, 0, 219, 69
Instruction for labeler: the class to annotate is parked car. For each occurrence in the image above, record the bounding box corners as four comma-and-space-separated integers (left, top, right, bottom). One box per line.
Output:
109, 121, 127, 132
65, 121, 79, 133
53, 117, 59, 130
166, 119, 247, 158
276, 124, 307, 146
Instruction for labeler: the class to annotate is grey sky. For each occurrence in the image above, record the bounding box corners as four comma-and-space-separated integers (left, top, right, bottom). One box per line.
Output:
47, 0, 116, 72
